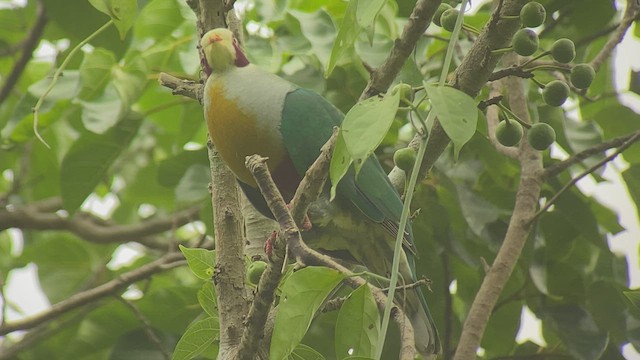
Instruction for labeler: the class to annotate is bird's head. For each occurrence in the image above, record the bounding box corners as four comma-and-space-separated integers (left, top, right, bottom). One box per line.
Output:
200, 28, 249, 73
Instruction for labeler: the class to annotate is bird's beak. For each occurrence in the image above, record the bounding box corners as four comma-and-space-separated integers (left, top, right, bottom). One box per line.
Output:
209, 34, 223, 44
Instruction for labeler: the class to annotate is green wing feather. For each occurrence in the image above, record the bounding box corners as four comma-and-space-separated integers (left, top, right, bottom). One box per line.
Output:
280, 88, 415, 253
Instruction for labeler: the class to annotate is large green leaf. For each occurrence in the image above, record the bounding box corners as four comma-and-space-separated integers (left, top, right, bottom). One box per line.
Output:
89, 0, 137, 38
171, 317, 219, 360
326, 0, 360, 77
271, 267, 345, 360
424, 83, 478, 159
179, 245, 216, 280
60, 111, 143, 213
341, 88, 400, 173
544, 305, 608, 360
290, 9, 337, 72
335, 284, 379, 359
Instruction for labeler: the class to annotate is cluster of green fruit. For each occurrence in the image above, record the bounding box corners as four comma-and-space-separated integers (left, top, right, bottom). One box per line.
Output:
510, 2, 596, 108
495, 118, 555, 151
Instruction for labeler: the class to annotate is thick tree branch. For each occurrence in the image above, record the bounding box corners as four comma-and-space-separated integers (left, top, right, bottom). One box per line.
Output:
0, 252, 184, 335
454, 53, 543, 360
0, 0, 47, 105
0, 198, 200, 249
590, 0, 639, 72
360, 0, 441, 100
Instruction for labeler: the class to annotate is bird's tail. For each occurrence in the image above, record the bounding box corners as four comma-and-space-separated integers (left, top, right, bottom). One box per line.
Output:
407, 288, 441, 358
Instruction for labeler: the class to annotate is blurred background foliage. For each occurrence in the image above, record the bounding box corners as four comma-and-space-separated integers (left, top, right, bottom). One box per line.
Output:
0, 0, 639, 359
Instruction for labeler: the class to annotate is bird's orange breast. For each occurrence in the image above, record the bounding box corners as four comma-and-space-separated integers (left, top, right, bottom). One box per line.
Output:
205, 80, 286, 187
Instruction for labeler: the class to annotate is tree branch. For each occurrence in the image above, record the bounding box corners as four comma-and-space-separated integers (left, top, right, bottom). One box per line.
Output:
157, 72, 202, 103
0, 198, 201, 249
533, 131, 640, 220
454, 52, 543, 360
543, 130, 640, 179
0, 252, 184, 335
360, 0, 441, 100
590, 0, 639, 72
0, 0, 47, 105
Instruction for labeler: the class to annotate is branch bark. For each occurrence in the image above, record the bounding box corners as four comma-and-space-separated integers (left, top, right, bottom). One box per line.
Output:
590, 0, 639, 72
454, 52, 543, 360
0, 252, 184, 335
0, 0, 47, 105
0, 198, 200, 249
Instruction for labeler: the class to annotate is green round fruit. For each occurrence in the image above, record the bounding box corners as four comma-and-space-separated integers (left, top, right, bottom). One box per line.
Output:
247, 261, 268, 285
542, 80, 570, 106
440, 8, 459, 32
520, 1, 546, 28
570, 63, 596, 89
495, 120, 524, 147
512, 28, 539, 56
550, 38, 575, 64
527, 122, 556, 150
393, 147, 417, 172
392, 83, 413, 102
433, 3, 453, 27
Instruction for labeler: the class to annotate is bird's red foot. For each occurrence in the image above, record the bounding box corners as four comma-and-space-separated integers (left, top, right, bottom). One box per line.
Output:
264, 230, 277, 258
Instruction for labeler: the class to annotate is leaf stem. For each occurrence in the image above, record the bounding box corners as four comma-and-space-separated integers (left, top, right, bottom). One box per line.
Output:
32, 20, 114, 148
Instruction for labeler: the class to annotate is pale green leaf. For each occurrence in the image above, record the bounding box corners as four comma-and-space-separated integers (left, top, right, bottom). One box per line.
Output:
335, 285, 379, 359
179, 245, 216, 280
356, 0, 385, 43
270, 267, 345, 360
89, 0, 137, 38
424, 83, 477, 160
171, 317, 219, 360
341, 89, 399, 174
326, 0, 360, 77
329, 130, 352, 201
197, 282, 218, 318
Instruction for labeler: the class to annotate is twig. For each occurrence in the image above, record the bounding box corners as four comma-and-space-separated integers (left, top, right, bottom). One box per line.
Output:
543, 130, 640, 178
488, 66, 534, 81
0, 0, 47, 105
0, 252, 184, 335
236, 130, 338, 359
0, 200, 201, 249
157, 72, 203, 103
360, 0, 441, 100
590, 0, 639, 72
485, 83, 518, 159
117, 296, 170, 360
533, 131, 640, 220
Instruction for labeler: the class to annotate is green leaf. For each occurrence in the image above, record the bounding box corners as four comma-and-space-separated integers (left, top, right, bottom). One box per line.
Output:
356, 0, 385, 44
76, 85, 123, 133
289, 9, 337, 72
158, 149, 209, 187
171, 317, 219, 360
335, 284, 379, 359
198, 281, 218, 318
179, 245, 216, 280
329, 130, 352, 201
270, 267, 345, 360
175, 164, 211, 204
424, 84, 478, 159
288, 344, 326, 360
326, 0, 360, 77
341, 89, 400, 174
134, 0, 184, 40
89, 0, 137, 38
622, 165, 640, 219
544, 305, 608, 360
78, 48, 116, 100
624, 290, 640, 313
60, 111, 143, 213
112, 57, 147, 114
